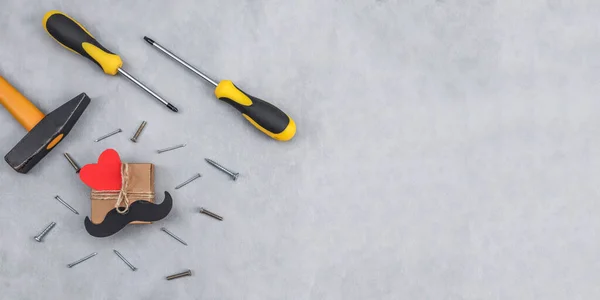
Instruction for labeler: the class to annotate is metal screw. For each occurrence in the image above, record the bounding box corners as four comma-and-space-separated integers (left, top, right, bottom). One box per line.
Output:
175, 173, 201, 189
94, 129, 122, 142
130, 121, 147, 143
161, 227, 188, 246
157, 143, 186, 153
54, 195, 79, 215
199, 207, 223, 221
113, 250, 137, 271
205, 158, 239, 180
67, 252, 98, 268
166, 269, 192, 280
63, 153, 81, 173
34, 222, 56, 242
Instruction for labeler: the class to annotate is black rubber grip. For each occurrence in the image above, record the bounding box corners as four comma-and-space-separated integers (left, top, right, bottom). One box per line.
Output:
220, 87, 290, 134
45, 13, 114, 70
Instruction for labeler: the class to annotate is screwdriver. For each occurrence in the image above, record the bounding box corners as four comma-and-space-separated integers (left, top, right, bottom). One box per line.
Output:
143, 37, 296, 141
42, 11, 178, 112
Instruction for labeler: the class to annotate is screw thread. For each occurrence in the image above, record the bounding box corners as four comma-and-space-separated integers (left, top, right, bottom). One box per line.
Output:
131, 121, 147, 142
200, 208, 223, 221
166, 269, 192, 280
63, 153, 81, 172
34, 222, 56, 241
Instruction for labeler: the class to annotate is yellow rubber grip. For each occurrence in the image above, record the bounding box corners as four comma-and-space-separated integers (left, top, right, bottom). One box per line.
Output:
43, 10, 123, 75
0, 76, 45, 131
215, 80, 296, 141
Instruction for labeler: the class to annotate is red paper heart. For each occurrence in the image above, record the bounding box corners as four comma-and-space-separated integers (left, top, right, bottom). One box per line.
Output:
79, 149, 122, 190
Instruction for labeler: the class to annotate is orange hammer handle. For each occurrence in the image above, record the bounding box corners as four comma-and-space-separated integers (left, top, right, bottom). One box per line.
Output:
0, 76, 45, 131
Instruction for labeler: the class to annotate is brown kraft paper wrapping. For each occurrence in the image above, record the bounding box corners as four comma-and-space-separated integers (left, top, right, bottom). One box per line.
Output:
90, 163, 155, 224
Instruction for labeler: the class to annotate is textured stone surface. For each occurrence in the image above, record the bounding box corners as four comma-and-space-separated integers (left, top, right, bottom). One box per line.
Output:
1, 1, 600, 299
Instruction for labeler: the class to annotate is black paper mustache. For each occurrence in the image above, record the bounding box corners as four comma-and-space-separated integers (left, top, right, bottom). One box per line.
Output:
84, 191, 173, 237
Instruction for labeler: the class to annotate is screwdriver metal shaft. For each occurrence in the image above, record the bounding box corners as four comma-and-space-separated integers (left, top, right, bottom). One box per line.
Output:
117, 69, 178, 112
144, 37, 218, 87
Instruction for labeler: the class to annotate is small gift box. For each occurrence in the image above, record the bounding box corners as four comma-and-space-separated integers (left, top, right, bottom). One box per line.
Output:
79, 149, 172, 237
90, 163, 155, 224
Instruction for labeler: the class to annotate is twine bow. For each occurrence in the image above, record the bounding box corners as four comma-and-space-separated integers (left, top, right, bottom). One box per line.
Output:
114, 163, 130, 214
90, 164, 154, 215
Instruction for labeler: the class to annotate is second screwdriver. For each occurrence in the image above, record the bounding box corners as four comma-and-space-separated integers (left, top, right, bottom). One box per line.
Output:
144, 37, 296, 141
42, 11, 179, 112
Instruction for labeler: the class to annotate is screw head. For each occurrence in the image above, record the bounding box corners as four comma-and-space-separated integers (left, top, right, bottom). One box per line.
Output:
34, 236, 42, 242
130, 138, 137, 143
232, 173, 239, 181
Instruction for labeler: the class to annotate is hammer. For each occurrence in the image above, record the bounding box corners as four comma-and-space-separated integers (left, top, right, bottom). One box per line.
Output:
0, 76, 90, 173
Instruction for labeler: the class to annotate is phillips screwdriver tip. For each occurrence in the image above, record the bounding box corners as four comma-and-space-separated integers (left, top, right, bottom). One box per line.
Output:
143, 36, 155, 45
167, 103, 179, 112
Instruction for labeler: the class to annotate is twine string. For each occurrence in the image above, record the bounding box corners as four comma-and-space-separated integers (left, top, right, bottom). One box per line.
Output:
90, 164, 154, 215
115, 164, 130, 214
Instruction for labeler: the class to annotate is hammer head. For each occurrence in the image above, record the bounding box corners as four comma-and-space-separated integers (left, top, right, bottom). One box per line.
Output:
5, 93, 90, 173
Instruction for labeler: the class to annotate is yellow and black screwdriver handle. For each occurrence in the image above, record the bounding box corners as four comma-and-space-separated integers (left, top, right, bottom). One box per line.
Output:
214, 81, 296, 141
42, 10, 123, 75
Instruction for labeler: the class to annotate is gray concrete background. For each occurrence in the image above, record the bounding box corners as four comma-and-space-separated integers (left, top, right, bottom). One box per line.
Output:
1, 0, 599, 299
